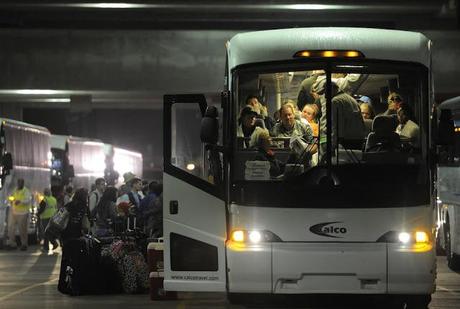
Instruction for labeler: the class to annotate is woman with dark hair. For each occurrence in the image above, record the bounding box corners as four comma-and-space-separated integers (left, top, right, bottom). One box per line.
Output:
58, 188, 91, 295
60, 188, 90, 241
91, 186, 118, 237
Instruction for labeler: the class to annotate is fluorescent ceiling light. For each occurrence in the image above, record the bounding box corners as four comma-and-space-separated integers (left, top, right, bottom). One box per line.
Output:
15, 89, 62, 95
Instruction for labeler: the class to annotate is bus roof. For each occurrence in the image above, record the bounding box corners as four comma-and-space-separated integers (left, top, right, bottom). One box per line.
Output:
227, 28, 431, 70
0, 118, 50, 135
51, 134, 104, 150
439, 96, 460, 111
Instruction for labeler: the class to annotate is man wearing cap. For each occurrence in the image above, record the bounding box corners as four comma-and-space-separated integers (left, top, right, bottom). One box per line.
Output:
237, 106, 258, 138
238, 105, 264, 148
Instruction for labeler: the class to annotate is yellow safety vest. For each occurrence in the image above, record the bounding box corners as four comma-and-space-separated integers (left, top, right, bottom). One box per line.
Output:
11, 187, 32, 213
41, 196, 57, 219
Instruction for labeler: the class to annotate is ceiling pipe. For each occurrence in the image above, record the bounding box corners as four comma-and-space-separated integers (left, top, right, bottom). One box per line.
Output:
0, 1, 455, 29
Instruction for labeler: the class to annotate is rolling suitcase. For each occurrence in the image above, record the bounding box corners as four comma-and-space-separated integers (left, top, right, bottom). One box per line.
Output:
58, 235, 104, 295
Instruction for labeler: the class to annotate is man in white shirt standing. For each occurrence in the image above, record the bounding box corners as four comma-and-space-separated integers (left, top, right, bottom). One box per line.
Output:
89, 178, 106, 213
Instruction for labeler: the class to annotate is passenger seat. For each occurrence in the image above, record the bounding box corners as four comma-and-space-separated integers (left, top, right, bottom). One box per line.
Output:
364, 115, 401, 152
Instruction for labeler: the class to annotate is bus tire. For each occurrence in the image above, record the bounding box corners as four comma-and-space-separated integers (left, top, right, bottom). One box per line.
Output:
445, 219, 460, 271
404, 294, 431, 309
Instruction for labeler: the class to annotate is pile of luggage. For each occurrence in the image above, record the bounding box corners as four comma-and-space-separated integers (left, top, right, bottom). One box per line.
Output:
58, 217, 150, 296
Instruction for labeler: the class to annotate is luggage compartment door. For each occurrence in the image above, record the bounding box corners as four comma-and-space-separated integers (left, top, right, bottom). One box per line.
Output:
163, 94, 227, 292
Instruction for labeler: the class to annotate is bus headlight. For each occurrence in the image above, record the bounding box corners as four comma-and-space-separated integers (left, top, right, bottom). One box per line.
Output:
248, 231, 262, 243
379, 230, 431, 244
397, 231, 430, 244
230, 229, 282, 244
398, 232, 411, 244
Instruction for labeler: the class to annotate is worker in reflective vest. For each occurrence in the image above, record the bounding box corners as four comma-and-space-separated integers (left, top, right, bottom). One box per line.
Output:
6, 178, 32, 251
37, 188, 59, 252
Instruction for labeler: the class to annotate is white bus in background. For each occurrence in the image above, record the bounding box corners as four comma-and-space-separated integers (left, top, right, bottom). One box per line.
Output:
50, 135, 105, 191
436, 96, 460, 271
163, 28, 437, 308
104, 144, 143, 186
0, 118, 51, 246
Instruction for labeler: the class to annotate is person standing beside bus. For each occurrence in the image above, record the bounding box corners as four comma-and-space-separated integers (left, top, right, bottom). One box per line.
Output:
37, 188, 59, 252
88, 178, 106, 213
5, 178, 32, 251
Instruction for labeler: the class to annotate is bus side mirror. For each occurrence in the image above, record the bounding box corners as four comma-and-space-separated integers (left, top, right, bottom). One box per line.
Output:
2, 152, 13, 171
200, 106, 219, 145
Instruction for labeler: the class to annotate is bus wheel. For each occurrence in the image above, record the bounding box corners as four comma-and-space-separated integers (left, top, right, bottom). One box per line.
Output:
405, 294, 431, 309
445, 220, 460, 271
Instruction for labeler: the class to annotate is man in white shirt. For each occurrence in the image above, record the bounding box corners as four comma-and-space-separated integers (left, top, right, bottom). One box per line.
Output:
88, 178, 106, 213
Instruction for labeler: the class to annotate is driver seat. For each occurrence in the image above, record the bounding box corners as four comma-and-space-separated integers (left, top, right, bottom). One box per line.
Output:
364, 115, 401, 152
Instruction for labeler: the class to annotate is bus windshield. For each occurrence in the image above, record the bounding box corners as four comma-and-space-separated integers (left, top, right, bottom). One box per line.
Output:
231, 60, 430, 208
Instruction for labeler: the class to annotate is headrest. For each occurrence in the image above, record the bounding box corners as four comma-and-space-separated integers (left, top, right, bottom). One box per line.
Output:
371, 115, 396, 136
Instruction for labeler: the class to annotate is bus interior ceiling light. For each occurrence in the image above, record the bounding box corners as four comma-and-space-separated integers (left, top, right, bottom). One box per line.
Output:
293, 50, 364, 58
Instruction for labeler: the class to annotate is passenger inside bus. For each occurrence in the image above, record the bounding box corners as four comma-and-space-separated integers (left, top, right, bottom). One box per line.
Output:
360, 102, 375, 135
237, 70, 423, 179
313, 77, 366, 158
296, 73, 320, 110
245, 95, 275, 130
378, 91, 403, 130
271, 103, 314, 143
237, 106, 259, 147
301, 104, 319, 137
249, 127, 285, 177
396, 103, 420, 148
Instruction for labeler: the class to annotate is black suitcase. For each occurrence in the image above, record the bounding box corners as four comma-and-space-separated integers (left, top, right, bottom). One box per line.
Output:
58, 235, 104, 295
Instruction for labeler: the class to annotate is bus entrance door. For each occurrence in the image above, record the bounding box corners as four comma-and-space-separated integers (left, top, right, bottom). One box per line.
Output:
163, 94, 227, 292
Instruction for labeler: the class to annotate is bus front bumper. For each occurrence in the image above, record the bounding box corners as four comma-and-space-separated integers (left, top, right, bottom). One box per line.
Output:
227, 242, 435, 295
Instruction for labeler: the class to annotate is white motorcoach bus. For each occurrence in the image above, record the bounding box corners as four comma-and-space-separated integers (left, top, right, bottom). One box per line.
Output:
0, 118, 51, 246
436, 96, 460, 271
50, 135, 106, 191
163, 28, 436, 308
